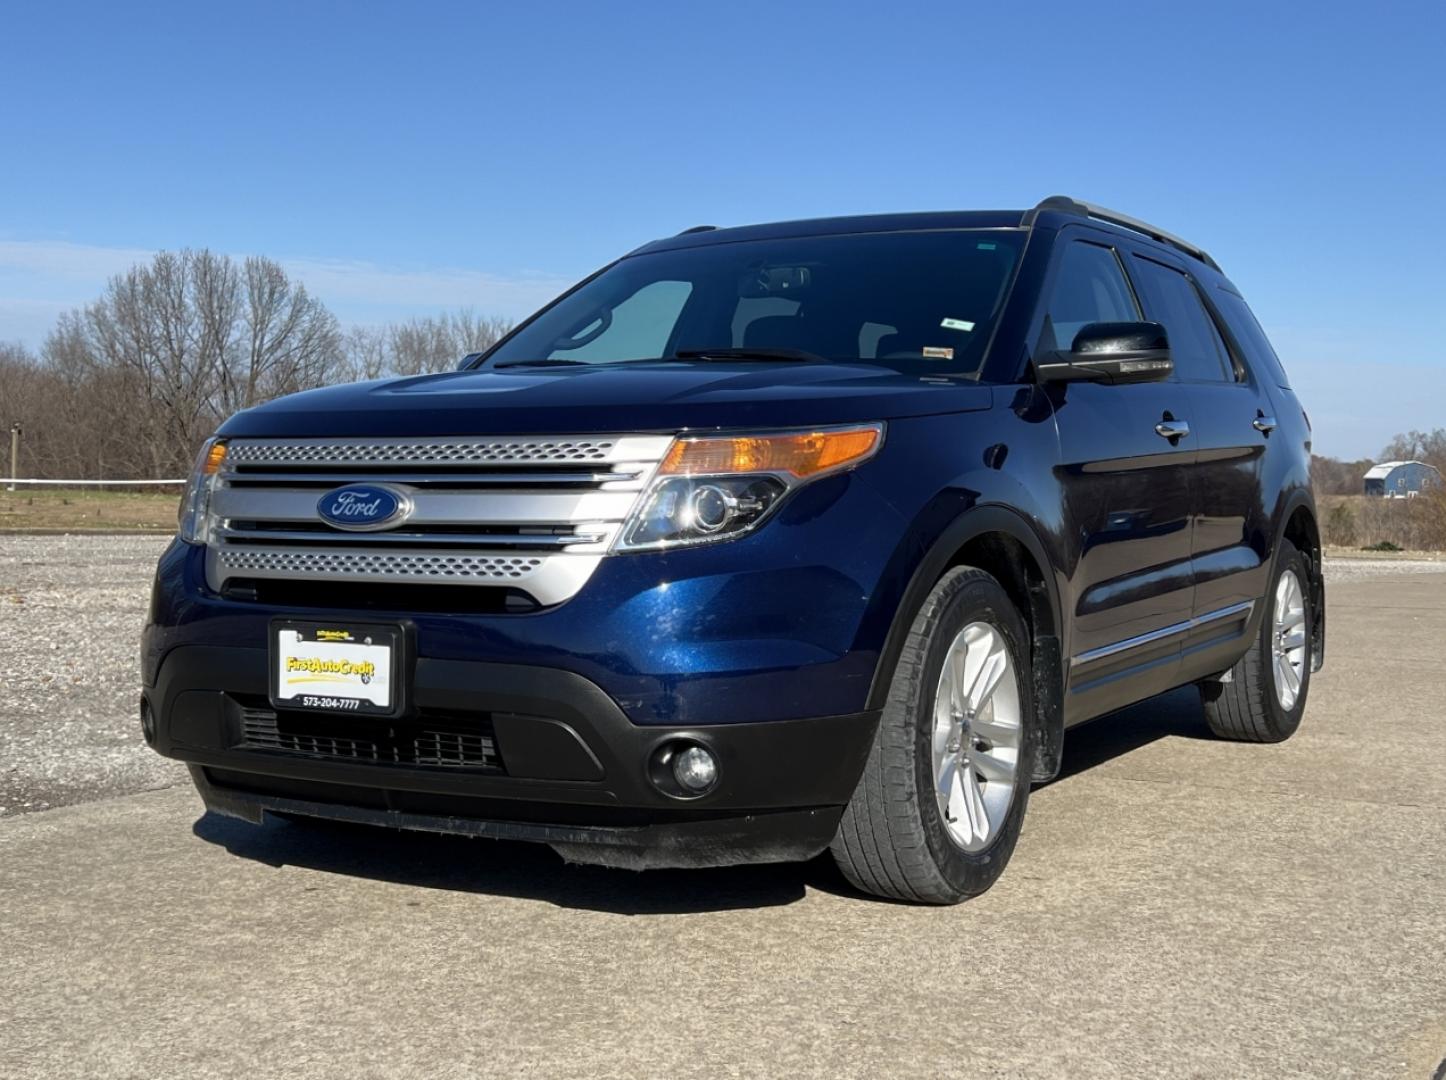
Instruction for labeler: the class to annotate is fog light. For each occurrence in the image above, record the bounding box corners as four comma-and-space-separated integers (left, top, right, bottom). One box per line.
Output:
672, 745, 718, 793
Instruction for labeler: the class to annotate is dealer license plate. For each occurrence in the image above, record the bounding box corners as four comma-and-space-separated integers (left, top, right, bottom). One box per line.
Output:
270, 621, 400, 716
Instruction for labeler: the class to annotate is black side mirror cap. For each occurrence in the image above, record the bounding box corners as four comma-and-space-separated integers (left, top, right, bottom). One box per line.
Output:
1034, 321, 1173, 385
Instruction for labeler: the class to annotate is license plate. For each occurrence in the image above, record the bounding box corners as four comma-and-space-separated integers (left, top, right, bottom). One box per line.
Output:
270, 621, 401, 716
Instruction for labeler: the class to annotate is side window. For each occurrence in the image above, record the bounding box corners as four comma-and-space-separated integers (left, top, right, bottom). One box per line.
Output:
1128, 257, 1232, 382
549, 280, 692, 362
1215, 289, 1291, 388
1036, 241, 1140, 354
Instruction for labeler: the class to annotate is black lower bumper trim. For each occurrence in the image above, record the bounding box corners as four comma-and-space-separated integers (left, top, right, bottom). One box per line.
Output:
148, 644, 878, 867
190, 765, 844, 870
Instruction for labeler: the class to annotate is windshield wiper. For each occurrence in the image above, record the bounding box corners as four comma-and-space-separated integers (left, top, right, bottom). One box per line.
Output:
490, 358, 591, 370
672, 347, 830, 364
492, 348, 832, 370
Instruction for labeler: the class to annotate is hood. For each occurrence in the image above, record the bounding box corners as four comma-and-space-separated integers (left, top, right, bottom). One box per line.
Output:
218, 362, 994, 438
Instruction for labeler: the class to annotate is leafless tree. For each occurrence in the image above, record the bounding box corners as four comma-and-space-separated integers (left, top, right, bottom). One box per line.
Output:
37, 250, 342, 476
224, 257, 340, 414
5, 256, 512, 480
1381, 428, 1446, 472
1310, 453, 1377, 496
383, 309, 513, 377
341, 325, 390, 383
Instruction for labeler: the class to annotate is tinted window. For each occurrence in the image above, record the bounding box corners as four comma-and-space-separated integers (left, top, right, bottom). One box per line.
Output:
487, 230, 1026, 379
1129, 257, 1232, 382
1215, 289, 1291, 387
552, 280, 693, 363
1036, 241, 1139, 354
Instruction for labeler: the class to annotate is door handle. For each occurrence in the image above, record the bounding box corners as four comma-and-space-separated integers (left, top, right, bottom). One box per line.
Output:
1154, 419, 1190, 441
1253, 414, 1278, 434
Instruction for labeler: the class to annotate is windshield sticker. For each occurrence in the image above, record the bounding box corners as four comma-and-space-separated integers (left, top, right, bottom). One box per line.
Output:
977, 242, 997, 250
940, 318, 975, 332
922, 346, 955, 360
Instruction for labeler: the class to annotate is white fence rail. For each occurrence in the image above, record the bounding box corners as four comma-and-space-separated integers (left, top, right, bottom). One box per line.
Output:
5, 478, 185, 487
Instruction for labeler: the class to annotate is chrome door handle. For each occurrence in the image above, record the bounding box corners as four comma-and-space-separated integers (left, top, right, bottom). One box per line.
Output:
1253, 415, 1278, 434
1155, 419, 1190, 441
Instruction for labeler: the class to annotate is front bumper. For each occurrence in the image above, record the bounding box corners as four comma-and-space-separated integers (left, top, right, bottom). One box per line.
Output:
147, 644, 879, 869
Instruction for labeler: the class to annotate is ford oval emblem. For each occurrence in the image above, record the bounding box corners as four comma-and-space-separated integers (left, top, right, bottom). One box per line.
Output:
317, 483, 413, 532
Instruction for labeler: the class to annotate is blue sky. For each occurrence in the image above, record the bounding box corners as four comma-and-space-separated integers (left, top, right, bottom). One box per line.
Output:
2, 0, 1442, 459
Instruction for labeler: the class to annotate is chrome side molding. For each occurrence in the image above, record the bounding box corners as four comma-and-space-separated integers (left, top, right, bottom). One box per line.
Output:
1071, 600, 1255, 668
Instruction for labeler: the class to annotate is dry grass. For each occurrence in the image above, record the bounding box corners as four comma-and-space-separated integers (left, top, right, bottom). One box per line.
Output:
0, 489, 180, 532
1319, 492, 1446, 553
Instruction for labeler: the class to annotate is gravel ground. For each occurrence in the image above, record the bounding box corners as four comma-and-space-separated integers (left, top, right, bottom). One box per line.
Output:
0, 535, 179, 817
1, 534, 1443, 820
1318, 555, 1446, 582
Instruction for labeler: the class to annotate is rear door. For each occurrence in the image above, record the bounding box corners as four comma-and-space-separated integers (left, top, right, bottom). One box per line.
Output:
1037, 229, 1196, 720
1126, 253, 1269, 668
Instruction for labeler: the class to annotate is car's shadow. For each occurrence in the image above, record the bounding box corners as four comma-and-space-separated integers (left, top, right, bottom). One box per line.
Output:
193, 810, 857, 914
1045, 685, 1212, 785
193, 686, 1211, 913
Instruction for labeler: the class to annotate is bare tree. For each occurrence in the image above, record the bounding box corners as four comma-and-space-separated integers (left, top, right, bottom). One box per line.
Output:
224, 256, 341, 414
1310, 453, 1377, 496
1381, 429, 1446, 472
385, 309, 513, 377
40, 250, 342, 476
340, 325, 390, 383
6, 255, 512, 480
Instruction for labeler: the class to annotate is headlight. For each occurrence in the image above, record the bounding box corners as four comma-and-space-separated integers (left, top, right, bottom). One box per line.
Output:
177, 438, 227, 545
616, 424, 882, 551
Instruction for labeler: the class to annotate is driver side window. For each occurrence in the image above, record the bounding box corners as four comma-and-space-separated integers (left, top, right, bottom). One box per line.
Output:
1036, 241, 1140, 355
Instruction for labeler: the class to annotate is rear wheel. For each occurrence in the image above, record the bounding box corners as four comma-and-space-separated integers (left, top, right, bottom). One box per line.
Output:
831, 567, 1036, 904
1199, 540, 1313, 742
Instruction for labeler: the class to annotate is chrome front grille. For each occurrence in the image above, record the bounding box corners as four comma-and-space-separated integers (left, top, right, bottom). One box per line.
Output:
206, 434, 673, 605
226, 437, 621, 467
216, 549, 545, 581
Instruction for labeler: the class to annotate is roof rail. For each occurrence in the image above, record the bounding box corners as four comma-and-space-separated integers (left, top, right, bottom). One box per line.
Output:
677, 224, 718, 235
1029, 195, 1220, 271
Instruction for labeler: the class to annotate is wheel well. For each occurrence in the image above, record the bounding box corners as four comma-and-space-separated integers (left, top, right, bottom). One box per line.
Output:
1282, 504, 1325, 670
1284, 505, 1321, 570
949, 531, 1064, 782
950, 532, 1055, 642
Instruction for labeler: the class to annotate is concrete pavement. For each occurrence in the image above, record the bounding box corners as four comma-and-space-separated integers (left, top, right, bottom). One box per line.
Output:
2, 572, 1444, 1079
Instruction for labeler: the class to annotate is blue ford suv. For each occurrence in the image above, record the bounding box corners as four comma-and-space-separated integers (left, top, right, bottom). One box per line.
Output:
143, 196, 1324, 903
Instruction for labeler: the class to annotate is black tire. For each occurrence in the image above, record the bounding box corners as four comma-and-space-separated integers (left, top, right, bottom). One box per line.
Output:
830, 566, 1037, 904
1199, 540, 1313, 743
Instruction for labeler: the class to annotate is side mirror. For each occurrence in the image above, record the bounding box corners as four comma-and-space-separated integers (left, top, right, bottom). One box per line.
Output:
1034, 321, 1173, 385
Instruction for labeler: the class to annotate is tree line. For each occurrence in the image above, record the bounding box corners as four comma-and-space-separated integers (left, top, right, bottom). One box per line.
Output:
0, 249, 513, 479
1313, 428, 1446, 551
1311, 428, 1446, 496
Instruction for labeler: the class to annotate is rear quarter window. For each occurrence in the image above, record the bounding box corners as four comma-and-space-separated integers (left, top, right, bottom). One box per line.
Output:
1214, 289, 1291, 388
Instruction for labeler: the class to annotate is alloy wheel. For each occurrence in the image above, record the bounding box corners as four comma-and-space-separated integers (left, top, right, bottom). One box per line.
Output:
930, 622, 1023, 852
1272, 569, 1309, 711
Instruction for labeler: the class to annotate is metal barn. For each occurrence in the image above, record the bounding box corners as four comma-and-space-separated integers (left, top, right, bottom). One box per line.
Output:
1363, 460, 1443, 498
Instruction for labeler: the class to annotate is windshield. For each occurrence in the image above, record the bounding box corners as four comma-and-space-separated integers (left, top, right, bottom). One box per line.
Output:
484, 229, 1026, 379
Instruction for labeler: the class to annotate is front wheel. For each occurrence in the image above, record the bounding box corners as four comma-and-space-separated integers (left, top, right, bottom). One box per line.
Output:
1199, 540, 1313, 743
831, 566, 1037, 904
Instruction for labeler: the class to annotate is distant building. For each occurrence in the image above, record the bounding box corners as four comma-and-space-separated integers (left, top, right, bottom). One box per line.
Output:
1363, 460, 1442, 498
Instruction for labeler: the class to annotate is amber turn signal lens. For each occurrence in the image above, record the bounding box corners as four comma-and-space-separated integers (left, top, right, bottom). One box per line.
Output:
659, 425, 881, 478
201, 441, 228, 475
